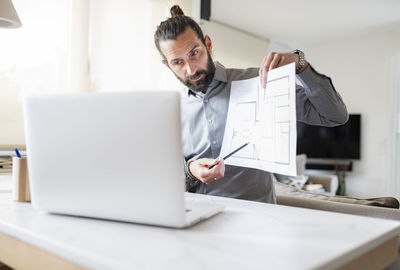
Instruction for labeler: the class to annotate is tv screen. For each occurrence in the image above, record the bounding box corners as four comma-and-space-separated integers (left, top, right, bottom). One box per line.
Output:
296, 114, 361, 159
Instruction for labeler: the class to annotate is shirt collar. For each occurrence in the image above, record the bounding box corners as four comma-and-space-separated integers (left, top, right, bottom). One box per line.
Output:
184, 61, 227, 97
213, 61, 228, 83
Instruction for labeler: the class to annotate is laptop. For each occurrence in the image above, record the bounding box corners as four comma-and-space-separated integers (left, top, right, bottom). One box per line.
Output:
23, 91, 223, 228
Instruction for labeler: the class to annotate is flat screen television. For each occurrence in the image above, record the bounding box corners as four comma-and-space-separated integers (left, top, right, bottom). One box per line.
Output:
296, 114, 361, 160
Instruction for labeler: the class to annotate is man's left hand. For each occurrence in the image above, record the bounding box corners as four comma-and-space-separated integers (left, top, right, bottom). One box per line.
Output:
259, 51, 308, 88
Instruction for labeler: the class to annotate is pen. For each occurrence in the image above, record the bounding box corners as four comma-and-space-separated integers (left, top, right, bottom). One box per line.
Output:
209, 142, 251, 169
14, 148, 21, 158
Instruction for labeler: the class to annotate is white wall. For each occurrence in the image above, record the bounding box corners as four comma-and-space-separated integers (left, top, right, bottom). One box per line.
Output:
0, 0, 69, 147
68, 0, 89, 92
89, 0, 191, 92
300, 28, 400, 198
200, 20, 269, 68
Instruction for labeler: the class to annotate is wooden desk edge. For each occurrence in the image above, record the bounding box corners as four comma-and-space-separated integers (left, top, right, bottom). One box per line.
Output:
0, 232, 85, 270
0, 230, 398, 270
338, 236, 398, 270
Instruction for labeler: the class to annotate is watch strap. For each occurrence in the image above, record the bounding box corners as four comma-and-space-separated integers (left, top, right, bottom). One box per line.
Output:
290, 49, 305, 73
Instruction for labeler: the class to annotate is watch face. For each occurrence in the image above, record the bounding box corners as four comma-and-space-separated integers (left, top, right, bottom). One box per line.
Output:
291, 50, 305, 72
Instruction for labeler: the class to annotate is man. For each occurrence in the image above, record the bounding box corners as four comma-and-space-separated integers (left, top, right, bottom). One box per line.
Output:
154, 5, 348, 203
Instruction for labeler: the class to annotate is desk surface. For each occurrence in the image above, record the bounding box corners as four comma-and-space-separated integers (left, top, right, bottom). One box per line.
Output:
0, 173, 400, 270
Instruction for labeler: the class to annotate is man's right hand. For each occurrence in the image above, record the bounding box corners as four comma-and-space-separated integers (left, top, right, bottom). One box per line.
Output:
189, 157, 225, 185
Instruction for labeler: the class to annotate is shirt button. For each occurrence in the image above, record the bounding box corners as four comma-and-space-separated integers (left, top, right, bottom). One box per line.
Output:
208, 119, 212, 123
212, 140, 217, 145
204, 99, 209, 103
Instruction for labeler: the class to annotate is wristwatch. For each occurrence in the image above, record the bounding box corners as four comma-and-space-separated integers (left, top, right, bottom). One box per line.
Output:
291, 49, 305, 73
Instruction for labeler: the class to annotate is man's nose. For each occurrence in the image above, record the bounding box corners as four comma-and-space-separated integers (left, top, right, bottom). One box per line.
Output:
186, 62, 196, 76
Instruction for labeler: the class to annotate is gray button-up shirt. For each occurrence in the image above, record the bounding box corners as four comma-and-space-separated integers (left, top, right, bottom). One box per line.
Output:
180, 61, 348, 203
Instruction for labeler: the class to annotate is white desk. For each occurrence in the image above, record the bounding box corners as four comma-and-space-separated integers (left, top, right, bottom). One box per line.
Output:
0, 173, 399, 269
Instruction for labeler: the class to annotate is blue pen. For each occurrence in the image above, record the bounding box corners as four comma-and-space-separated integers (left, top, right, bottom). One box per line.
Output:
14, 148, 21, 158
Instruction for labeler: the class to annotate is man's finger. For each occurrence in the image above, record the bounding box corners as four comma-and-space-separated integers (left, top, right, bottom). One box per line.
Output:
269, 54, 281, 71
260, 66, 268, 89
208, 157, 222, 170
262, 68, 267, 89
199, 158, 216, 166
262, 53, 274, 88
211, 157, 222, 165
260, 53, 271, 88
205, 175, 218, 185
259, 55, 268, 80
261, 54, 269, 69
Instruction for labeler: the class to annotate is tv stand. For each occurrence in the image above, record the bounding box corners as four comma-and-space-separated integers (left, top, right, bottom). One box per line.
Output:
305, 159, 353, 171
305, 159, 353, 196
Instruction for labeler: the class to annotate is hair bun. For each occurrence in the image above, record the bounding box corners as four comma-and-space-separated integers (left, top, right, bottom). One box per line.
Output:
170, 5, 184, 17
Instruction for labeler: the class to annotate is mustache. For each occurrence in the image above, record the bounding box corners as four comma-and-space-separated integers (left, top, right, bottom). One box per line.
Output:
186, 70, 207, 81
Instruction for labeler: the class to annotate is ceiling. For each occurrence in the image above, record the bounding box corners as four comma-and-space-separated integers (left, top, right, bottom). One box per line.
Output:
210, 0, 400, 46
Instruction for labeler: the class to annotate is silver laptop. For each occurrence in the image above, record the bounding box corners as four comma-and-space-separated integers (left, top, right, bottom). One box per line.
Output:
23, 91, 223, 228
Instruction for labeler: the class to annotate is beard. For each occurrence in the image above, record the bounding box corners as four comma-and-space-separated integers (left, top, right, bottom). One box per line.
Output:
174, 52, 216, 93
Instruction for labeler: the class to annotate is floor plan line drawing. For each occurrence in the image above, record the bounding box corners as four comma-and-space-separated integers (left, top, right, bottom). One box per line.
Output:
220, 63, 297, 176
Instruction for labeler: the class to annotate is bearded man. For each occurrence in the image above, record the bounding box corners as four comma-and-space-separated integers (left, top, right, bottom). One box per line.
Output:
154, 5, 348, 203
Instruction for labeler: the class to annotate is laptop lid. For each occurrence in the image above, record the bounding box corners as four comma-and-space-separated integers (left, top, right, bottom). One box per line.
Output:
23, 91, 186, 227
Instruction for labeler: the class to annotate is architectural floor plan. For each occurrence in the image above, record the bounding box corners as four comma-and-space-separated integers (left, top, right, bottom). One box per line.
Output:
220, 63, 297, 176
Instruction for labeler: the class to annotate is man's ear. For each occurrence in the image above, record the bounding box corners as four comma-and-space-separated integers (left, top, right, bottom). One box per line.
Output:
162, 59, 169, 67
204, 35, 212, 54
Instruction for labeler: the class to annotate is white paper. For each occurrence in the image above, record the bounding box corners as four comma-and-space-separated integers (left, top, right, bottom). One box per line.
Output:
220, 63, 297, 176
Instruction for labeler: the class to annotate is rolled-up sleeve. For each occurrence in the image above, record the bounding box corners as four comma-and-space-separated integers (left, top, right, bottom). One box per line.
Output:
296, 65, 348, 127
